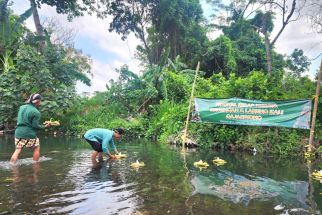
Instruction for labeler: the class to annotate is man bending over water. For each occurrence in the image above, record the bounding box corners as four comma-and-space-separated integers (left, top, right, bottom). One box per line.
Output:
83, 128, 124, 164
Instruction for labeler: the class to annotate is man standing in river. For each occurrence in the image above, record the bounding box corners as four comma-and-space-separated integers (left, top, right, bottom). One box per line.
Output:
83, 128, 124, 164
10, 94, 51, 164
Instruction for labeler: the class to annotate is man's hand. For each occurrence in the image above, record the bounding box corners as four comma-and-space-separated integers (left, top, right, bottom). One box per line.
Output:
108, 153, 116, 159
44, 123, 51, 128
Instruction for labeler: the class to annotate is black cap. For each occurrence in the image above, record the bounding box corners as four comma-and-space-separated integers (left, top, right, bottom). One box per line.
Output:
25, 93, 42, 103
115, 128, 125, 135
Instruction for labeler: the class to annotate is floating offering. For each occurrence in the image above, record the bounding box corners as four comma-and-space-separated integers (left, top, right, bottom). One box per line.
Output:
130, 160, 145, 168
312, 170, 322, 180
115, 152, 127, 159
212, 157, 227, 166
3, 178, 14, 183
44, 118, 60, 126
274, 204, 285, 211
194, 160, 209, 168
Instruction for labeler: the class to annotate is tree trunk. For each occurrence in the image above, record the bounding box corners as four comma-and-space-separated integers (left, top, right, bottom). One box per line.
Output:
30, 0, 45, 48
0, 0, 9, 53
135, 21, 153, 66
173, 28, 177, 60
264, 32, 272, 75
30, 0, 43, 36
142, 35, 153, 66
262, 14, 272, 76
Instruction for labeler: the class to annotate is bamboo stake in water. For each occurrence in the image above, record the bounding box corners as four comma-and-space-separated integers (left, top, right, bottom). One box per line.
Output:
308, 59, 322, 152
182, 62, 200, 153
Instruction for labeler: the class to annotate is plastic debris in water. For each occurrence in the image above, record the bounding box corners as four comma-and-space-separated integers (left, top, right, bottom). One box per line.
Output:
274, 204, 285, 210
130, 160, 145, 168
115, 152, 127, 159
212, 157, 227, 166
194, 160, 209, 168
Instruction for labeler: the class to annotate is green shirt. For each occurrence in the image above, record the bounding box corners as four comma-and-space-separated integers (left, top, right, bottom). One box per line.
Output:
15, 104, 45, 139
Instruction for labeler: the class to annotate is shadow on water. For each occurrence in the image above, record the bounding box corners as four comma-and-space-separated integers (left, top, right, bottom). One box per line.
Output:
0, 134, 321, 215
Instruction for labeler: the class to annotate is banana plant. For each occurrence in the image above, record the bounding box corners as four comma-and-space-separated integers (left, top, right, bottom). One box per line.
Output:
0, 51, 14, 73
0, 1, 33, 52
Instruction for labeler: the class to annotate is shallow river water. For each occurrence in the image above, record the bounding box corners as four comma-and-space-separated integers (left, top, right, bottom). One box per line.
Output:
0, 135, 321, 214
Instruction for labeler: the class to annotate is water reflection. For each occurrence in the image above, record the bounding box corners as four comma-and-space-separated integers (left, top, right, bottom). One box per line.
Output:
0, 162, 44, 214
10, 162, 40, 184
88, 160, 122, 184
0, 136, 321, 215
191, 169, 309, 208
38, 154, 139, 214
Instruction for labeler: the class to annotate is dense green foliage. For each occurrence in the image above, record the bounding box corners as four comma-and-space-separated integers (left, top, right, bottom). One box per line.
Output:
0, 0, 321, 156
64, 66, 321, 155
0, 5, 91, 127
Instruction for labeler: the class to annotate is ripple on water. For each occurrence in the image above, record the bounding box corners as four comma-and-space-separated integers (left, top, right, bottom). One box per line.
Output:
0, 156, 52, 170
38, 180, 139, 214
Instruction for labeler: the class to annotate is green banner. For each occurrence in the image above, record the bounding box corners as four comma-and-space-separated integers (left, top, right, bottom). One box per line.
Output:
193, 98, 312, 129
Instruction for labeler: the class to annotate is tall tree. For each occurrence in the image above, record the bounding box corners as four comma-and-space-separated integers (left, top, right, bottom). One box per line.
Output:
303, 0, 322, 60
306, 0, 322, 33
208, 0, 304, 75
150, 0, 207, 65
107, 0, 156, 65
0, 9, 92, 127
107, 0, 207, 67
0, 0, 32, 53
250, 11, 274, 75
23, 0, 109, 49
30, 0, 43, 37
42, 17, 77, 46
286, 48, 310, 79
33, 0, 109, 19
203, 15, 283, 78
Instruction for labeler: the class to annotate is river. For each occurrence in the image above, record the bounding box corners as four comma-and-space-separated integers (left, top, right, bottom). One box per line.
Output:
0, 135, 321, 214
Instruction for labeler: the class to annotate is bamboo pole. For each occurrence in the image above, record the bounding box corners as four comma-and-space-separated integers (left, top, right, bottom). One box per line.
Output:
182, 62, 200, 153
308, 59, 322, 152
306, 160, 318, 214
